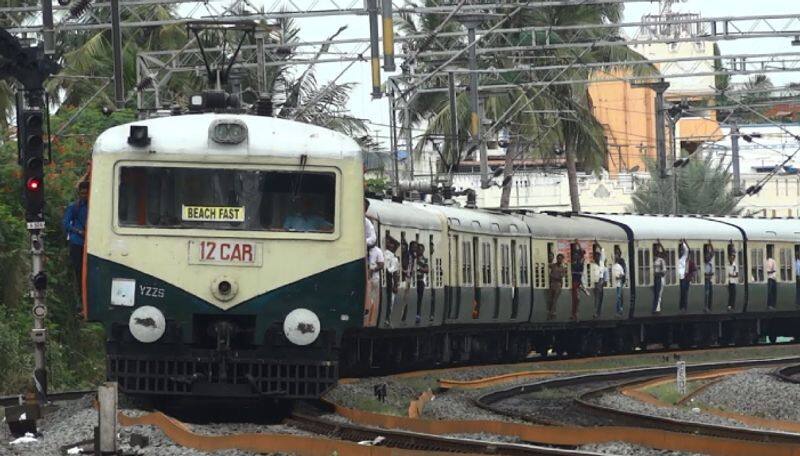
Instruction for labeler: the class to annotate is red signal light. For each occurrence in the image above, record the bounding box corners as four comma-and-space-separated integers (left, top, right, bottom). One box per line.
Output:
26, 178, 42, 192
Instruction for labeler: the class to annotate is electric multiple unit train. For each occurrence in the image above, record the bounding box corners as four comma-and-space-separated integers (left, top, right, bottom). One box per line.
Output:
84, 110, 800, 400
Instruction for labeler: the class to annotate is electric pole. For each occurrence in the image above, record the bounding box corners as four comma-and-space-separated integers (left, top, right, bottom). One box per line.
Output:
731, 123, 742, 196
632, 79, 670, 178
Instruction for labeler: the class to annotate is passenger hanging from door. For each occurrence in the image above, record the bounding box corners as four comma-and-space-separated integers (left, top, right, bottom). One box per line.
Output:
703, 242, 715, 312
795, 248, 800, 307
726, 252, 739, 311
547, 253, 566, 320
414, 243, 429, 324
612, 247, 626, 316
678, 239, 692, 312
766, 245, 777, 309
365, 243, 384, 327
653, 242, 666, 314
383, 236, 400, 327
570, 240, 587, 321
591, 242, 606, 319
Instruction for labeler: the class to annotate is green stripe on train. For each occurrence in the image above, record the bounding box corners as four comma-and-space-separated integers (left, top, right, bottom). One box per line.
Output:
86, 255, 366, 344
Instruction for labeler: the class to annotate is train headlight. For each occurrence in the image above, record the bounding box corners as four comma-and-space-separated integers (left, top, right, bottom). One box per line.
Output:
128, 306, 166, 343
283, 309, 321, 346
210, 119, 247, 145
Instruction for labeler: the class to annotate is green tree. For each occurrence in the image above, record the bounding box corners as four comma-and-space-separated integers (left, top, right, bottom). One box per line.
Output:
402, 2, 653, 209
630, 155, 741, 215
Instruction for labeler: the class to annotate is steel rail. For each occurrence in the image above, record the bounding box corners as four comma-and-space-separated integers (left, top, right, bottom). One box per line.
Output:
0, 389, 94, 408
286, 411, 601, 456
477, 357, 800, 444
774, 363, 800, 384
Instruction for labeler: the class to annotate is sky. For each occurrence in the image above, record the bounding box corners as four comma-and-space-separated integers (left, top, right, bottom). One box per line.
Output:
245, 0, 800, 147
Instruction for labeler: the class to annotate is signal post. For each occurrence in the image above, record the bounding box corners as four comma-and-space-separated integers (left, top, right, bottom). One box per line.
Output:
0, 30, 59, 421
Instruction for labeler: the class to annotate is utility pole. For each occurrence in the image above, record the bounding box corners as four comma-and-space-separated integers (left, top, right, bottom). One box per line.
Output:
731, 123, 742, 195
367, 0, 382, 99
388, 87, 400, 196
111, 0, 125, 108
459, 15, 489, 188
41, 0, 54, 55
670, 117, 679, 214
404, 102, 414, 180
448, 70, 459, 180
632, 79, 670, 178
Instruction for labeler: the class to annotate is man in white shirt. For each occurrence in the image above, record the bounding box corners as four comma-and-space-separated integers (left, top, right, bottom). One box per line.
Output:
678, 240, 690, 311
591, 246, 606, 318
653, 246, 666, 314
795, 251, 800, 307
612, 254, 626, 316
726, 253, 739, 311
365, 199, 376, 250
365, 245, 384, 327
766, 246, 777, 309
383, 237, 400, 326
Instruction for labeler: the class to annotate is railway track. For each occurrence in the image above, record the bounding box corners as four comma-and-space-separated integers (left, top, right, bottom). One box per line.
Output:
286, 410, 603, 456
477, 356, 800, 444
774, 363, 800, 385
0, 390, 94, 408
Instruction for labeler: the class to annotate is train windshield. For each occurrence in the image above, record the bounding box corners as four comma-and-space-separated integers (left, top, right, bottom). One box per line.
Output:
117, 166, 336, 232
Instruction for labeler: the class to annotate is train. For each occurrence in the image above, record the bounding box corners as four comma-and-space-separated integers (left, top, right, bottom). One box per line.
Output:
83, 103, 800, 400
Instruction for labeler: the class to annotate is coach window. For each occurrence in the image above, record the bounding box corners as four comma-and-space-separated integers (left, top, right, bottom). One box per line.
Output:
519, 244, 530, 287
481, 241, 493, 286
690, 249, 703, 284
751, 248, 765, 282
500, 243, 511, 286
780, 247, 793, 282
714, 250, 726, 284
664, 248, 677, 285
462, 240, 474, 286
117, 166, 336, 233
637, 248, 651, 286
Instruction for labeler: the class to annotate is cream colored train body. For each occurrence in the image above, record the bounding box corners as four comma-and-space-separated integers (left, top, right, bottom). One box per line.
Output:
85, 113, 366, 399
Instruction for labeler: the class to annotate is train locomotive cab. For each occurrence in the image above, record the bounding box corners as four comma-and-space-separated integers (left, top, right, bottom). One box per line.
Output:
84, 114, 365, 399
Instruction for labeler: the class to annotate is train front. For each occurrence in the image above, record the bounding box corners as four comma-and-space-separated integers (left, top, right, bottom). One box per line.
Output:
84, 113, 365, 399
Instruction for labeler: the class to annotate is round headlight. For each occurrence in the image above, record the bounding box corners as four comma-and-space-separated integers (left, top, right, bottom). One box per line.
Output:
283, 309, 321, 346
128, 306, 166, 343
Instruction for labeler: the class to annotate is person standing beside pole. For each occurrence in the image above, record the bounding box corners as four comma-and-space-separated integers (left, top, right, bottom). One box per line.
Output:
63, 181, 89, 311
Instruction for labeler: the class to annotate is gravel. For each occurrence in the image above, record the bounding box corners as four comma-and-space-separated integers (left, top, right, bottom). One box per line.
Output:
0, 395, 308, 456
693, 368, 800, 422
579, 441, 709, 456
593, 390, 749, 428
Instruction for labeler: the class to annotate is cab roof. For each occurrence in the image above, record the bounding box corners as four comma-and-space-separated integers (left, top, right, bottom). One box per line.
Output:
93, 113, 362, 159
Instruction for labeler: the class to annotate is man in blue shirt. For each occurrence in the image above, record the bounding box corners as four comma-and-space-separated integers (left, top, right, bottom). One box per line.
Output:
63, 181, 89, 300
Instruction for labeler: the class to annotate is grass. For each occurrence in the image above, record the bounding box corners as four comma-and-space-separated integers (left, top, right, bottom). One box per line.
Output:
644, 379, 710, 405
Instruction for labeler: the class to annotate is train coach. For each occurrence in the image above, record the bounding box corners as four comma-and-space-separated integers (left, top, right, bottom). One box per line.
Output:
82, 111, 800, 400
84, 113, 366, 399
351, 205, 800, 372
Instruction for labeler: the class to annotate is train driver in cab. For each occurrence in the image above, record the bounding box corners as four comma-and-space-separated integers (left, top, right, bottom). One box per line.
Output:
283, 194, 333, 232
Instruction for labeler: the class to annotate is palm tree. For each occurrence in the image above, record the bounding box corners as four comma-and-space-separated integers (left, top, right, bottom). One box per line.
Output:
402, 3, 654, 210
631, 154, 740, 215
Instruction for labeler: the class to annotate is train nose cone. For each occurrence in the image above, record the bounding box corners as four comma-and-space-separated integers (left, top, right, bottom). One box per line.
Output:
283, 308, 321, 346
129, 306, 166, 343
